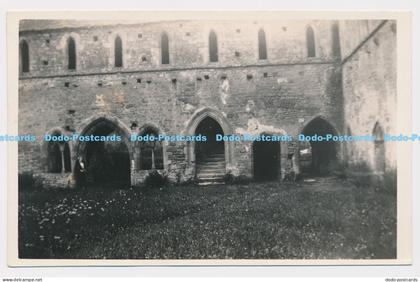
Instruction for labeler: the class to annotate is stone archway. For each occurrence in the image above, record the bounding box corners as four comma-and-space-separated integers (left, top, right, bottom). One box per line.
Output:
300, 116, 339, 175
195, 116, 225, 162
194, 116, 225, 184
73, 115, 133, 188
184, 108, 233, 184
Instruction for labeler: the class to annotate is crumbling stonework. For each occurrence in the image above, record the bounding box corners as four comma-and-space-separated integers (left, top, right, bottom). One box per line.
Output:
340, 20, 397, 173
17, 19, 396, 188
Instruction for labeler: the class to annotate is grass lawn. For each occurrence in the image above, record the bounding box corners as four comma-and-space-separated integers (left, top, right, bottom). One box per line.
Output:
18, 177, 396, 259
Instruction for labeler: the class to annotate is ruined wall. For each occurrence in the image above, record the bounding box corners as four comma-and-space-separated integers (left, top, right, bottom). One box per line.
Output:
19, 20, 340, 76
18, 20, 343, 186
339, 20, 383, 58
341, 20, 397, 171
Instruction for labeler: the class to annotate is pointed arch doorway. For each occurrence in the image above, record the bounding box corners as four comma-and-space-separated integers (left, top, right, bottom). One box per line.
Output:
185, 108, 233, 185
74, 117, 132, 188
195, 116, 225, 185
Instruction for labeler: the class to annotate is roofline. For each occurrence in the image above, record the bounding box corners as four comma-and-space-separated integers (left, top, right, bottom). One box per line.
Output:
19, 20, 193, 35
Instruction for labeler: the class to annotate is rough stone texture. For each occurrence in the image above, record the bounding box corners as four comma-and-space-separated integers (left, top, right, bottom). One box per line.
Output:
17, 19, 396, 187
341, 20, 397, 171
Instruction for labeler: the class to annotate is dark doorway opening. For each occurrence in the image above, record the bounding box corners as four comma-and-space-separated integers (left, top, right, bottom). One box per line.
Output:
194, 117, 225, 183
195, 117, 224, 161
253, 140, 280, 181
80, 119, 130, 188
300, 117, 337, 175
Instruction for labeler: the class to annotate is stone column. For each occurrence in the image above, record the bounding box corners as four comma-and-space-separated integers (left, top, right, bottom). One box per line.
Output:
59, 143, 65, 173
292, 150, 301, 178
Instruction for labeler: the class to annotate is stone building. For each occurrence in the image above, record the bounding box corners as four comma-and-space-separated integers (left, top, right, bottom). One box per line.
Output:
17, 19, 397, 188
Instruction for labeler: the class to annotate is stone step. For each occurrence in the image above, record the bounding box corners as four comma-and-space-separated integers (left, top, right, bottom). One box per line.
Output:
197, 164, 225, 169
198, 164, 225, 167
205, 155, 225, 159
197, 167, 226, 173
197, 171, 225, 177
197, 153, 224, 157
197, 163, 225, 168
197, 160, 226, 164
197, 158, 225, 163
197, 153, 225, 159
197, 174, 225, 180
197, 164, 225, 170
198, 180, 225, 186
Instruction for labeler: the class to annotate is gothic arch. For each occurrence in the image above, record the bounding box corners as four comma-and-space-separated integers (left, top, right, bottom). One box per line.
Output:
299, 115, 340, 136
258, 28, 268, 60
184, 108, 233, 170
161, 32, 170, 64
372, 121, 386, 173
73, 115, 134, 174
71, 115, 134, 186
108, 32, 127, 68
331, 22, 341, 58
299, 116, 339, 174
42, 127, 72, 173
114, 35, 123, 67
67, 36, 77, 70
59, 33, 81, 71
19, 39, 30, 73
136, 123, 167, 170
306, 25, 316, 57
209, 30, 219, 62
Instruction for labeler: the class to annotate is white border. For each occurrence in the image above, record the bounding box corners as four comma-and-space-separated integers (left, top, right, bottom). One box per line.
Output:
0, 0, 419, 278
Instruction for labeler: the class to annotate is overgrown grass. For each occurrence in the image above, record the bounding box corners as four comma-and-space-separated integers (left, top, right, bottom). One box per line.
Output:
19, 178, 396, 259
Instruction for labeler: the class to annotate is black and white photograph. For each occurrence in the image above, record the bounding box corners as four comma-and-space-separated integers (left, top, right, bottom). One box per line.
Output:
8, 11, 411, 264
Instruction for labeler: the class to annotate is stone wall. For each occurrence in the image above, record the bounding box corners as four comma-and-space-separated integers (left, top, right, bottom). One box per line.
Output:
19, 20, 339, 76
341, 20, 397, 172
18, 19, 348, 187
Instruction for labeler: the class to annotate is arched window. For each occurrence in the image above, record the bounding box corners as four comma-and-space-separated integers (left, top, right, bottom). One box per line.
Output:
139, 128, 164, 170
20, 40, 30, 73
306, 26, 316, 57
209, 30, 218, 62
331, 23, 341, 58
373, 122, 386, 173
114, 35, 123, 67
258, 29, 267, 60
161, 32, 170, 65
47, 132, 71, 173
345, 126, 352, 159
67, 37, 76, 70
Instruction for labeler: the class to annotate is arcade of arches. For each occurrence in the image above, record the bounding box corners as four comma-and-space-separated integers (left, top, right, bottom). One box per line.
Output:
45, 114, 349, 187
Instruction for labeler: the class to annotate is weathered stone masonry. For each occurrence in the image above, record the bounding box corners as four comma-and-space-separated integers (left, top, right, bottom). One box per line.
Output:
17, 19, 396, 187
